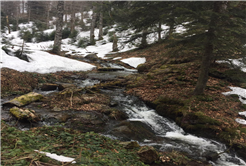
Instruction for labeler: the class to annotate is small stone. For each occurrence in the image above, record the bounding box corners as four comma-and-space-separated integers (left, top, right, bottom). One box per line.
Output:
137, 146, 159, 164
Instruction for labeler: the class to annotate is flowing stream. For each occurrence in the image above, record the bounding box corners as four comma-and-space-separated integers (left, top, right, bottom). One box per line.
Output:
2, 61, 246, 165
102, 89, 246, 166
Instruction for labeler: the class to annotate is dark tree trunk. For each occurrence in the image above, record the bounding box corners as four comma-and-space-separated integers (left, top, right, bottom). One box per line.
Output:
140, 28, 148, 48
98, 2, 103, 40
158, 22, 162, 42
193, 1, 228, 95
90, 6, 97, 45
70, 2, 75, 33
46, 2, 50, 29
53, 1, 64, 55
112, 33, 119, 52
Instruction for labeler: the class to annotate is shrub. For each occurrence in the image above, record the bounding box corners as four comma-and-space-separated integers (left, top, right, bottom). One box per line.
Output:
62, 27, 70, 39
69, 30, 78, 43
19, 29, 33, 42
77, 37, 90, 48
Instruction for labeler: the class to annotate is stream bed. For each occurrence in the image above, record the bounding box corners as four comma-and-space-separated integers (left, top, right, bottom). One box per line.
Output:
2, 62, 246, 166
101, 89, 246, 166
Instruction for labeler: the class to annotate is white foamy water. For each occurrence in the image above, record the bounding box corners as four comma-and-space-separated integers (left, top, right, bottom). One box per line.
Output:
110, 92, 246, 166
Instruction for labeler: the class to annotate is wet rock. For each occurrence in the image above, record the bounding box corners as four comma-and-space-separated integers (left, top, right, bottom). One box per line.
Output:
98, 67, 124, 71
109, 109, 128, 120
10, 106, 40, 122
112, 125, 132, 134
137, 146, 159, 164
66, 111, 108, 132
203, 151, 219, 162
57, 83, 77, 91
3, 92, 43, 107
85, 53, 98, 61
110, 121, 157, 141
137, 63, 149, 73
119, 141, 140, 149
40, 83, 59, 91
110, 101, 118, 107
102, 108, 128, 120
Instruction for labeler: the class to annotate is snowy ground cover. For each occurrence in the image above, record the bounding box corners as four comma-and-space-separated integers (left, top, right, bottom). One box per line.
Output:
222, 87, 246, 125
1, 21, 151, 73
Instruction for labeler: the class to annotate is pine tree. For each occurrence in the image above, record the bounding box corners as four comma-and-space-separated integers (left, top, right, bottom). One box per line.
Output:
166, 1, 246, 95
53, 1, 64, 55
111, 1, 246, 94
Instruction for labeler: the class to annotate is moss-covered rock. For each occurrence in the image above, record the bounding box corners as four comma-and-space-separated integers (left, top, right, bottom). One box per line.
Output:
10, 106, 40, 122
137, 146, 159, 164
4, 92, 43, 107
119, 141, 140, 149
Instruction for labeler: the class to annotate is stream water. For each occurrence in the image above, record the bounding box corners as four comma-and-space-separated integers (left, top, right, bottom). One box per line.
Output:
2, 62, 246, 165
101, 89, 246, 166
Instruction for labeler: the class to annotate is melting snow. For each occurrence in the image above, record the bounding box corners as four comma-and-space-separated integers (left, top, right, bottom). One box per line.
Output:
34, 150, 76, 163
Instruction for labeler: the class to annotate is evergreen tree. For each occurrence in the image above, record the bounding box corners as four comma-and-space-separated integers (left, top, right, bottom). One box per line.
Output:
167, 1, 246, 95
111, 1, 246, 94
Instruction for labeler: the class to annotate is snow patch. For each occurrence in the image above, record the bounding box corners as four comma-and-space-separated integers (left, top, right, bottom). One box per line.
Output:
34, 150, 76, 163
120, 57, 146, 68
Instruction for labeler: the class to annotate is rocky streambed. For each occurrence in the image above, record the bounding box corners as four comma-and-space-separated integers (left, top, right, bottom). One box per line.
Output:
2, 58, 246, 166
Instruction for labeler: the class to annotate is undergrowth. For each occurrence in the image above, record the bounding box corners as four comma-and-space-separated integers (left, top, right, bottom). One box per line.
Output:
1, 121, 147, 166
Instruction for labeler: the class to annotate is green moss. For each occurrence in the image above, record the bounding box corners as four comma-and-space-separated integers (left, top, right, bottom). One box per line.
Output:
193, 111, 221, 125
195, 95, 214, 102
218, 128, 241, 142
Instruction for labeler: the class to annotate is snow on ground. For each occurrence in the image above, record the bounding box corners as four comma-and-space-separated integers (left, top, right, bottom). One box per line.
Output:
1, 20, 158, 73
120, 57, 146, 68
1, 49, 95, 74
222, 87, 246, 125
34, 150, 76, 164
217, 58, 246, 72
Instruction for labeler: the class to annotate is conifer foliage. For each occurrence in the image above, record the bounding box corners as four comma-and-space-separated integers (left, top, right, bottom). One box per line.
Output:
112, 1, 246, 94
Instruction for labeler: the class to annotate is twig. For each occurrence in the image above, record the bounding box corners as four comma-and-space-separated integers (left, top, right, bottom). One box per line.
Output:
70, 91, 73, 107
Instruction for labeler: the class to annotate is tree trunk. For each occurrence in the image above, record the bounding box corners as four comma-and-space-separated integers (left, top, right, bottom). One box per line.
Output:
70, 2, 75, 33
53, 1, 64, 55
22, 0, 25, 14
193, 1, 228, 95
90, 6, 97, 45
28, 7, 31, 23
158, 22, 162, 42
112, 33, 119, 52
16, 6, 19, 31
98, 3, 103, 40
140, 28, 148, 48
167, 19, 174, 40
46, 2, 50, 29
6, 16, 11, 34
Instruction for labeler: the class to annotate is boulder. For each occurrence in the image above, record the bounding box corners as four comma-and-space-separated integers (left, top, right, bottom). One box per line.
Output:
137, 146, 159, 164
85, 53, 98, 61
4, 92, 43, 107
119, 141, 140, 149
203, 151, 219, 162
10, 106, 40, 122
110, 121, 157, 141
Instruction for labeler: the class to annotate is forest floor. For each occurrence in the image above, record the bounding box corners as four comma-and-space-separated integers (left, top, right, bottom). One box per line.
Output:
2, 41, 246, 165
